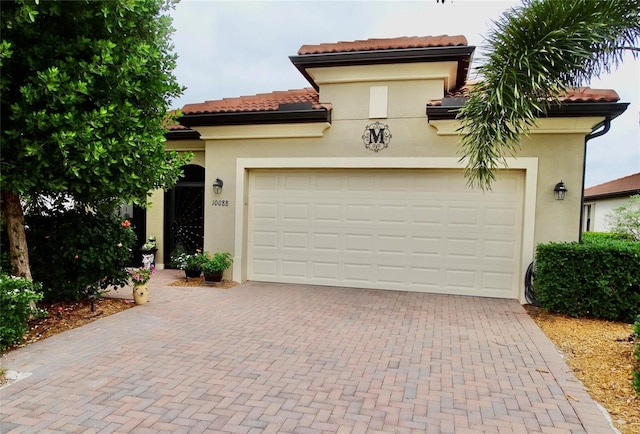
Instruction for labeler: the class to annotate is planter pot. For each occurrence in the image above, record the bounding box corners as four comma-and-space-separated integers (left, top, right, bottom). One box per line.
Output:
185, 268, 201, 279
203, 271, 223, 283
133, 284, 148, 305
140, 248, 157, 268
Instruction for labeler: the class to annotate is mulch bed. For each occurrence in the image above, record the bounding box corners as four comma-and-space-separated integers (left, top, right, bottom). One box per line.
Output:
167, 276, 238, 289
524, 305, 639, 434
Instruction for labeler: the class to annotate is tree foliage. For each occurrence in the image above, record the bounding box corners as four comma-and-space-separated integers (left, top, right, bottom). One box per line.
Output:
0, 0, 191, 277
0, 0, 190, 207
26, 210, 137, 302
606, 194, 640, 241
458, 0, 640, 189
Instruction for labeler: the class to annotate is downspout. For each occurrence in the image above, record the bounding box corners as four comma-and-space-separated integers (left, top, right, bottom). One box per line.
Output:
579, 116, 611, 243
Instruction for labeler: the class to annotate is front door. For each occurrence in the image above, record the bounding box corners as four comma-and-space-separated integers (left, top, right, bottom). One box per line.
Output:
164, 165, 205, 266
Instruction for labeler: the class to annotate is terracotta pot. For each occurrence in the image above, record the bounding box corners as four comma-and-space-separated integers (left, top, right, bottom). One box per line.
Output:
133, 284, 148, 305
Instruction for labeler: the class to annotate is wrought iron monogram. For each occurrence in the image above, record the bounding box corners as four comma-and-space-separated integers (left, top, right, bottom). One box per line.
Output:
362, 121, 392, 152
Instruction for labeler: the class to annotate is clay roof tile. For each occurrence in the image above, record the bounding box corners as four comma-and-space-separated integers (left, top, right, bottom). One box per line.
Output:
584, 172, 640, 198
427, 85, 620, 106
182, 87, 329, 115
298, 35, 468, 55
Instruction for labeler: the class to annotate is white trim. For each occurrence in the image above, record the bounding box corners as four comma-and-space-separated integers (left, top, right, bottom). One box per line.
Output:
429, 117, 607, 136
369, 86, 388, 119
233, 157, 538, 302
307, 62, 458, 91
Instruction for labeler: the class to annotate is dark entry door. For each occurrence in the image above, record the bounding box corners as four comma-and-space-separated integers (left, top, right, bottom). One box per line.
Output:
164, 165, 205, 265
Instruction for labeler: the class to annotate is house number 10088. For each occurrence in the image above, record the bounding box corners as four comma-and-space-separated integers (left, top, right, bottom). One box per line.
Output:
212, 200, 229, 207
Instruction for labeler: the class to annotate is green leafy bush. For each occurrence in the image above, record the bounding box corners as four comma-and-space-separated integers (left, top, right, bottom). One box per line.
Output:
26, 209, 136, 302
582, 231, 632, 243
606, 195, 640, 241
0, 274, 44, 351
634, 320, 640, 396
534, 239, 640, 322
200, 251, 233, 274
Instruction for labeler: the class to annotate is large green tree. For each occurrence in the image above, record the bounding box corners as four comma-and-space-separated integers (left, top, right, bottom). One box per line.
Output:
1, 0, 190, 278
457, 0, 640, 189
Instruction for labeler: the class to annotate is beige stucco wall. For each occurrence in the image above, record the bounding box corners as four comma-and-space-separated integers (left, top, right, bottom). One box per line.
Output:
158, 65, 604, 290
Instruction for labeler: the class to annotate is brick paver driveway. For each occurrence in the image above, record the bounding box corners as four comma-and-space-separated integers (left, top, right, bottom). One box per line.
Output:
1, 270, 615, 433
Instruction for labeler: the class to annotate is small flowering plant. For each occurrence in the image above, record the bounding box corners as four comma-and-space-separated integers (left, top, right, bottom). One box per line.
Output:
128, 266, 155, 285
170, 249, 205, 270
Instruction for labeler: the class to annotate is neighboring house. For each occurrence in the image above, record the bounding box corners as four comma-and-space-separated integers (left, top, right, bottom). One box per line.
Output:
582, 172, 640, 232
146, 35, 627, 302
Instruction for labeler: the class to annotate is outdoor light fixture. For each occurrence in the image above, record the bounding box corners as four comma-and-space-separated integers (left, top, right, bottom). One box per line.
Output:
554, 180, 567, 200
212, 178, 224, 194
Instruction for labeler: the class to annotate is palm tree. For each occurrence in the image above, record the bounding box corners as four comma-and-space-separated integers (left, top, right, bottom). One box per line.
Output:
456, 0, 639, 189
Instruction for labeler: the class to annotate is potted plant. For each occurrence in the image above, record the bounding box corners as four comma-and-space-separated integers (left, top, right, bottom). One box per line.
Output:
140, 235, 157, 268
128, 265, 155, 304
201, 251, 233, 283
171, 249, 205, 279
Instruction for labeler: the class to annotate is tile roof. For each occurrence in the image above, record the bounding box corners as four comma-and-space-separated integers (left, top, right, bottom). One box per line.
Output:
181, 88, 330, 115
584, 172, 640, 199
166, 122, 191, 131
427, 86, 620, 106
298, 35, 468, 55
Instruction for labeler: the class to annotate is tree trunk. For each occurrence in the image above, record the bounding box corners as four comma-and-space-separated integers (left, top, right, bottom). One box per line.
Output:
1, 190, 32, 280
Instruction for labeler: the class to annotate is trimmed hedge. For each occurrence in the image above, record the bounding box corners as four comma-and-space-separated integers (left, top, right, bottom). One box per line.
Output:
534, 238, 640, 323
582, 231, 633, 242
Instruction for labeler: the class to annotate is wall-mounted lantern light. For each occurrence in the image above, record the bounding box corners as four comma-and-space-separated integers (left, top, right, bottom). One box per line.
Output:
212, 178, 224, 194
554, 180, 567, 200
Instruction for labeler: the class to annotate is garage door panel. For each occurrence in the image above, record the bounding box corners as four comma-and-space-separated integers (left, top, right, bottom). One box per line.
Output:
252, 231, 278, 248
412, 206, 445, 225
282, 232, 308, 250
282, 260, 307, 278
313, 233, 340, 251
410, 236, 443, 256
378, 235, 407, 254
282, 204, 309, 221
448, 207, 481, 227
313, 204, 341, 221
345, 205, 374, 223
447, 238, 479, 258
344, 263, 373, 283
248, 169, 524, 298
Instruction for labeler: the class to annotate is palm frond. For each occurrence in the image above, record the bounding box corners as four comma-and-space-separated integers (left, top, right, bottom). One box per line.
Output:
459, 0, 640, 190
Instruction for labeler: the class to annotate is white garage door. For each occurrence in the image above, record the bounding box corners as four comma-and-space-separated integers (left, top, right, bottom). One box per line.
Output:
247, 169, 524, 298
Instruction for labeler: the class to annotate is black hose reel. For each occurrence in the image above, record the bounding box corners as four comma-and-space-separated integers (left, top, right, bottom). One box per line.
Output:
524, 262, 539, 306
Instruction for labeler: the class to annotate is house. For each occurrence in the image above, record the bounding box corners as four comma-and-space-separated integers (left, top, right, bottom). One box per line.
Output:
582, 172, 640, 232
146, 35, 628, 302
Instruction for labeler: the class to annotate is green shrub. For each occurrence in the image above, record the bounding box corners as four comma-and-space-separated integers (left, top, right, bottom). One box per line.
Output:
634, 320, 640, 396
582, 231, 633, 243
0, 274, 44, 351
534, 239, 640, 322
26, 209, 136, 302
606, 194, 640, 241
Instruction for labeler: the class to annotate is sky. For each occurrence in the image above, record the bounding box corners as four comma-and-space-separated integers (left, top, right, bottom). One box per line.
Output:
168, 0, 639, 188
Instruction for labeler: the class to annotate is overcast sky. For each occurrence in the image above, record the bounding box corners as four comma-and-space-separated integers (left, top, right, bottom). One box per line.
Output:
168, 0, 639, 188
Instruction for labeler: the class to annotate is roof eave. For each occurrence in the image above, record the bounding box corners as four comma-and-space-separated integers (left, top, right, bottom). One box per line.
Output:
179, 108, 331, 127
584, 189, 640, 201
427, 101, 629, 124
164, 128, 201, 140
290, 46, 475, 91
